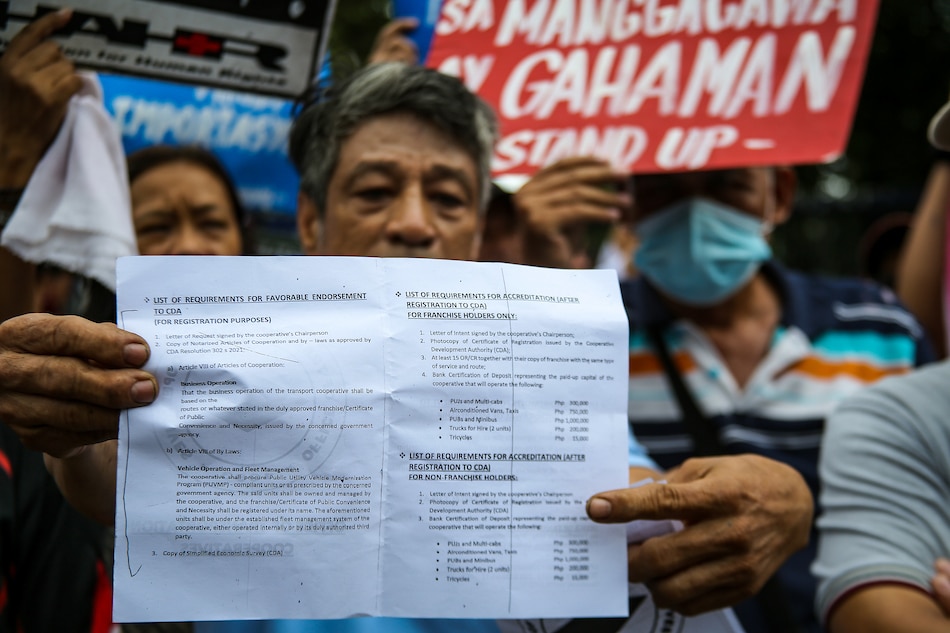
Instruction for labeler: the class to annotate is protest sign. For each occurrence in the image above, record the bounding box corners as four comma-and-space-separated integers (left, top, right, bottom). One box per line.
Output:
0, 0, 335, 97
99, 73, 299, 215
393, 0, 443, 61
425, 0, 879, 183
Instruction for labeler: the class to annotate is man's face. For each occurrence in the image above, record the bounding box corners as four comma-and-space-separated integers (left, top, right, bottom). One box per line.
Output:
630, 167, 792, 225
298, 111, 482, 260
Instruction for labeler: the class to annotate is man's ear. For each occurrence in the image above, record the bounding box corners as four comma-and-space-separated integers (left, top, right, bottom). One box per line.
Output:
772, 166, 797, 226
296, 190, 323, 255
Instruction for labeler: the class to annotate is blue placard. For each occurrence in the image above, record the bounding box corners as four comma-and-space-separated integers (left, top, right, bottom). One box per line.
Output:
391, 0, 443, 62
99, 72, 300, 216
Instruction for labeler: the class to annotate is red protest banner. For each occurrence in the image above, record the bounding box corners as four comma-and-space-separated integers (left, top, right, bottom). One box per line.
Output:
426, 0, 879, 181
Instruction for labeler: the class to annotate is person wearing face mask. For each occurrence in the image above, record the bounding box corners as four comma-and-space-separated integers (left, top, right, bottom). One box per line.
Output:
613, 165, 935, 633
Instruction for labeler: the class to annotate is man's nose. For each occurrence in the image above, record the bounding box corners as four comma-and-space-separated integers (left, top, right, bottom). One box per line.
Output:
385, 186, 437, 247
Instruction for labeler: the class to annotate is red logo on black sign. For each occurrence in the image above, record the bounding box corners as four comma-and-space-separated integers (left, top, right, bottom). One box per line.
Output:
172, 30, 224, 59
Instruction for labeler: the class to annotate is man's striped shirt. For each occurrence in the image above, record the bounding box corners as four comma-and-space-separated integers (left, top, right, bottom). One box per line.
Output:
622, 261, 934, 633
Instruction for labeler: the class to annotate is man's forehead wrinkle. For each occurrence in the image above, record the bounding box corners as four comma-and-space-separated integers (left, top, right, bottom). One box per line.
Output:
134, 209, 174, 222
342, 160, 402, 188
341, 158, 476, 198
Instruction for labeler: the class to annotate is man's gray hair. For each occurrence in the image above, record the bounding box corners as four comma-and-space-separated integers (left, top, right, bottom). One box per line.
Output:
289, 63, 499, 213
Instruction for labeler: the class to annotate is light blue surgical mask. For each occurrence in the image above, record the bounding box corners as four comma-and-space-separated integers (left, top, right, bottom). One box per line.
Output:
634, 197, 772, 306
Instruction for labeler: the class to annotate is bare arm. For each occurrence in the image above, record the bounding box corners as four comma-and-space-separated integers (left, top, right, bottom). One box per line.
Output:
829, 585, 950, 633
897, 159, 950, 357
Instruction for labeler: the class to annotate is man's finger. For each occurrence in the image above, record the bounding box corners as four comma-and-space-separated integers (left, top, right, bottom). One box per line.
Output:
28, 55, 79, 101
0, 314, 150, 368
4, 8, 73, 61
626, 517, 752, 582
3, 392, 125, 437
0, 364, 156, 415
564, 183, 631, 208
648, 573, 757, 617
525, 202, 620, 228
532, 156, 614, 177
531, 163, 628, 191
44, 58, 83, 103
10, 38, 65, 74
520, 186, 626, 216
524, 183, 630, 210
2, 353, 158, 405
8, 420, 118, 458
385, 41, 418, 64
384, 16, 420, 35
586, 480, 723, 523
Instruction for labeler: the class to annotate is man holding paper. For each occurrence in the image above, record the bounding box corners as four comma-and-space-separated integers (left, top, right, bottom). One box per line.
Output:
0, 61, 813, 624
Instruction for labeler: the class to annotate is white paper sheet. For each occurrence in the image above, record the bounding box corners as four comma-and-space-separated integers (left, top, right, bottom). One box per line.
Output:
114, 256, 630, 622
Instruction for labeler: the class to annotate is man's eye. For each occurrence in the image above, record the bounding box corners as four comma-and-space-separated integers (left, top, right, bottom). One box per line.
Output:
432, 193, 465, 208
201, 219, 230, 231
711, 175, 754, 193
355, 188, 392, 203
136, 224, 170, 236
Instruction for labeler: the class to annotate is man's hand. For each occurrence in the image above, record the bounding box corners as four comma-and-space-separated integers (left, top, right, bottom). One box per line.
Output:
367, 18, 420, 66
0, 313, 157, 457
0, 8, 82, 188
933, 558, 950, 616
514, 157, 631, 268
587, 454, 813, 616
